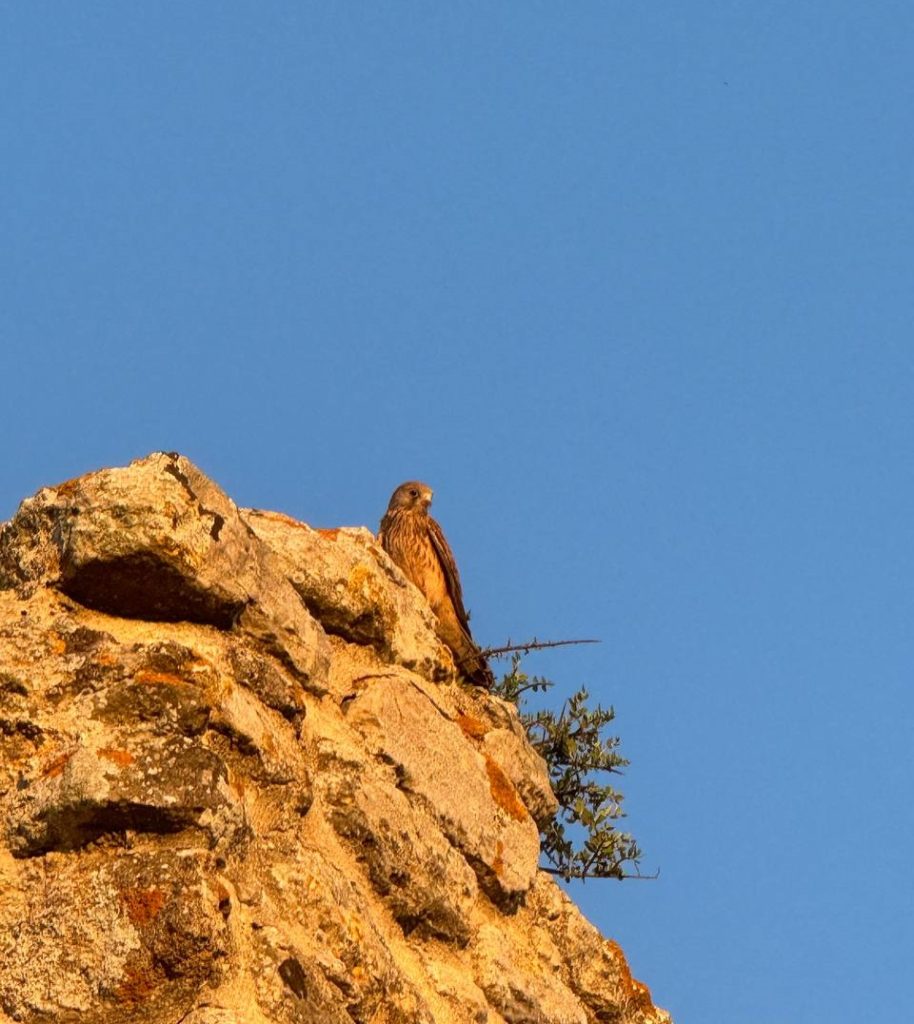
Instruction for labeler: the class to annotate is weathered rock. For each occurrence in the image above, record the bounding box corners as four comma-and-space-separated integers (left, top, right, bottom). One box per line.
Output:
528, 874, 671, 1024
344, 675, 541, 907
322, 751, 479, 944
418, 952, 491, 1024
0, 454, 671, 1024
0, 452, 331, 693
0, 849, 230, 1024
473, 921, 589, 1024
6, 732, 245, 857
454, 700, 560, 829
241, 509, 455, 683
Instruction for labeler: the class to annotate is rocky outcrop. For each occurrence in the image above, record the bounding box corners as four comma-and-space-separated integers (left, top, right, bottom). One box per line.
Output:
0, 452, 670, 1024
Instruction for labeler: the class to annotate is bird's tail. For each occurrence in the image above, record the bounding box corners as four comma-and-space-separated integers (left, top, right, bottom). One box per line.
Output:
455, 641, 495, 689
433, 610, 496, 689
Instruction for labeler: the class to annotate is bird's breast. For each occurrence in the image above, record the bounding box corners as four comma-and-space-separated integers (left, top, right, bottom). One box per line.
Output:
382, 513, 447, 610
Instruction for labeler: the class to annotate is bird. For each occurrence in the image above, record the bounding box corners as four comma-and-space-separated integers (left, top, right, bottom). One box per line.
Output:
379, 481, 494, 689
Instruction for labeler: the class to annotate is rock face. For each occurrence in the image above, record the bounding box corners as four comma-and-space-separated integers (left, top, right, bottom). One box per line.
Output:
0, 453, 670, 1024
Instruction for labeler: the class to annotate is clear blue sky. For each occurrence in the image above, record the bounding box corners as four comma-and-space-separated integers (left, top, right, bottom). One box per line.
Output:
3, 5, 913, 1021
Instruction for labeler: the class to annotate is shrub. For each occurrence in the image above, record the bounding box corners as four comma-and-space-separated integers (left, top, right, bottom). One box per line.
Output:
495, 654, 643, 881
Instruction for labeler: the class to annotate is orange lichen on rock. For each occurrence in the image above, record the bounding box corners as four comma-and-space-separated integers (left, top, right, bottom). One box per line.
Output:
98, 747, 135, 768
607, 939, 633, 987
484, 755, 528, 822
114, 958, 159, 1005
252, 509, 310, 530
317, 528, 341, 541
40, 750, 74, 779
52, 477, 83, 499
48, 633, 67, 656
607, 939, 658, 1013
629, 978, 657, 1013
121, 886, 167, 927
491, 839, 505, 878
456, 713, 489, 741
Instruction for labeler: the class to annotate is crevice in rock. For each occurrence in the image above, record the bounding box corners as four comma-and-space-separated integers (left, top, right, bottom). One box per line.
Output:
295, 591, 382, 649
463, 852, 526, 915
60, 555, 245, 628
12, 800, 211, 858
162, 459, 198, 502
0, 671, 29, 696
278, 957, 308, 1000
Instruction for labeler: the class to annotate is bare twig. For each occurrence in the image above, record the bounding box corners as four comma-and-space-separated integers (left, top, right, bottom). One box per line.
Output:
624, 866, 660, 881
481, 637, 601, 658
540, 865, 659, 882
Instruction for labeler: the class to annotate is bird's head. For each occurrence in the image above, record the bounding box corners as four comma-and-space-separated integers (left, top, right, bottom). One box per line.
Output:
386, 480, 433, 513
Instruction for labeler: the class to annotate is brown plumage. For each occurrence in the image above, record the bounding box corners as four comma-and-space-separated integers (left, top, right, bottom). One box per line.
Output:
379, 481, 494, 688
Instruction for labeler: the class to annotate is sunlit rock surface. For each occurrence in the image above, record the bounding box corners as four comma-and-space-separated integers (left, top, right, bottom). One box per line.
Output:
0, 452, 670, 1024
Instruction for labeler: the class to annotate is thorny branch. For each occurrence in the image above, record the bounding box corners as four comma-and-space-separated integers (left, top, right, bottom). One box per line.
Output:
481, 637, 600, 658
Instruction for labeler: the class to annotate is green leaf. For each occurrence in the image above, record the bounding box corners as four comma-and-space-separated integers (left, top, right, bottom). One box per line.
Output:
493, 663, 643, 881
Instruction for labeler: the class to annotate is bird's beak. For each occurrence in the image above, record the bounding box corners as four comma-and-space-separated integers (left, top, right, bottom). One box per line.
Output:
421, 490, 433, 508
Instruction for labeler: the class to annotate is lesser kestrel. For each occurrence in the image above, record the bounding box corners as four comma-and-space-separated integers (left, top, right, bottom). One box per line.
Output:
379, 481, 494, 688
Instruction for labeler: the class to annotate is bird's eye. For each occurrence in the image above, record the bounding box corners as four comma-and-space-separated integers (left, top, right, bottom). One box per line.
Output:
408, 488, 418, 497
